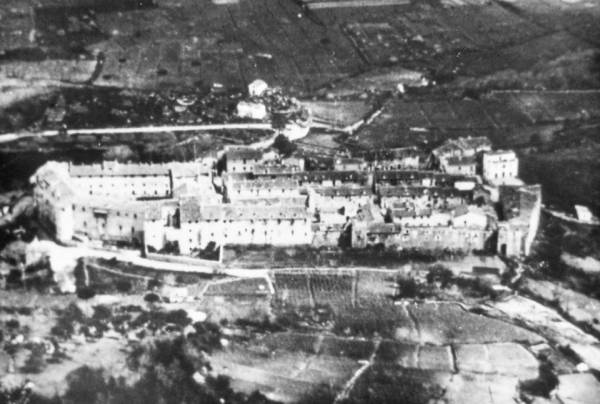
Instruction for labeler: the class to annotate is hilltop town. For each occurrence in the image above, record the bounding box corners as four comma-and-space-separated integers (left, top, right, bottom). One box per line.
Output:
31, 124, 540, 261
1, 0, 600, 403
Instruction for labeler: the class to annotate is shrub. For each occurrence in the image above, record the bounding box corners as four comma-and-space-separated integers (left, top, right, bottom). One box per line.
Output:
22, 344, 46, 374
144, 293, 160, 304
426, 265, 454, 288
115, 280, 132, 293
77, 287, 96, 300
396, 277, 418, 298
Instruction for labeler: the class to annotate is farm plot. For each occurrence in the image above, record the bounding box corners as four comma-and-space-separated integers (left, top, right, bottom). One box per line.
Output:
488, 91, 600, 123
209, 340, 362, 403
273, 272, 312, 307
355, 269, 397, 306
203, 276, 271, 296
258, 332, 320, 355
319, 335, 375, 360
348, 364, 453, 404
302, 100, 371, 128
375, 341, 454, 372
309, 271, 355, 308
454, 342, 539, 379
492, 295, 598, 346
334, 303, 415, 338
88, 0, 367, 93
444, 373, 521, 404
406, 302, 543, 345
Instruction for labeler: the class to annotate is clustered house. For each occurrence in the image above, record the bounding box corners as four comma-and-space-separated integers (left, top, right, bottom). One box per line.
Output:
32, 136, 539, 258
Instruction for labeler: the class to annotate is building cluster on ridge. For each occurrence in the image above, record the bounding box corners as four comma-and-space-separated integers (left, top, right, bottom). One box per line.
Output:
31, 135, 540, 258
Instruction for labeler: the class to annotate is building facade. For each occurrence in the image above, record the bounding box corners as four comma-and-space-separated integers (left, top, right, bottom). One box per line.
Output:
483, 150, 519, 185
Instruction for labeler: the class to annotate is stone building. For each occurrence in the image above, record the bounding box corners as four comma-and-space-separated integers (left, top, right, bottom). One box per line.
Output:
334, 157, 367, 171
174, 200, 312, 254
432, 136, 493, 161
224, 147, 263, 173
497, 185, 542, 256
440, 156, 477, 176
370, 147, 421, 170
483, 150, 519, 185
69, 162, 172, 199
224, 177, 302, 203
352, 222, 492, 252
308, 186, 374, 224
374, 170, 468, 188
32, 162, 75, 243
31, 160, 215, 246
378, 186, 472, 212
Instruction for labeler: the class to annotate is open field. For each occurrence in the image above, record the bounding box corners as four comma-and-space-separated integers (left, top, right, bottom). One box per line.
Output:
209, 344, 360, 402
354, 91, 600, 150
1, 0, 597, 94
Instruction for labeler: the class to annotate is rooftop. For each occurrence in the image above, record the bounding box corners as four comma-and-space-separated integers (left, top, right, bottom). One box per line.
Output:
433, 136, 492, 157
69, 161, 170, 177
379, 185, 471, 199
314, 186, 373, 197
180, 199, 310, 222
227, 177, 300, 191
445, 156, 477, 166
225, 147, 263, 161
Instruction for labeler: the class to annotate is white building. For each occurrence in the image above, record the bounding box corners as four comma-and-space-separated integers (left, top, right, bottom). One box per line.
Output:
483, 150, 519, 185
237, 101, 268, 120
248, 79, 268, 97
173, 201, 312, 254
31, 160, 215, 246
441, 156, 477, 176
224, 147, 263, 173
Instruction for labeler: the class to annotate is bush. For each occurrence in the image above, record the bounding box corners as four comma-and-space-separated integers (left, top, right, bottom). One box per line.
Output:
144, 293, 160, 304
115, 280, 132, 293
164, 310, 191, 327
77, 287, 96, 300
272, 134, 297, 156
22, 344, 46, 374
426, 265, 454, 288
396, 278, 418, 298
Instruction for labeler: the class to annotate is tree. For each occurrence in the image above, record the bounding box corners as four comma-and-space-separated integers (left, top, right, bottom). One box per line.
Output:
426, 265, 454, 288
271, 134, 297, 157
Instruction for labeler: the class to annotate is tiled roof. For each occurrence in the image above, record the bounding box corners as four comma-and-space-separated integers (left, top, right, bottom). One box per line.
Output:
69, 161, 170, 177
366, 223, 403, 234
445, 156, 477, 166
314, 186, 373, 197
374, 170, 467, 185
291, 170, 369, 183
379, 185, 470, 199
335, 157, 366, 165
433, 136, 492, 157
180, 200, 310, 222
368, 146, 421, 161
252, 164, 301, 175
225, 147, 263, 161
233, 196, 307, 206
228, 177, 299, 189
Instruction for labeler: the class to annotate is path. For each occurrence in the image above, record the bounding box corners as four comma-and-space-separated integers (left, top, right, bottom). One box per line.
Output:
0, 123, 274, 144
